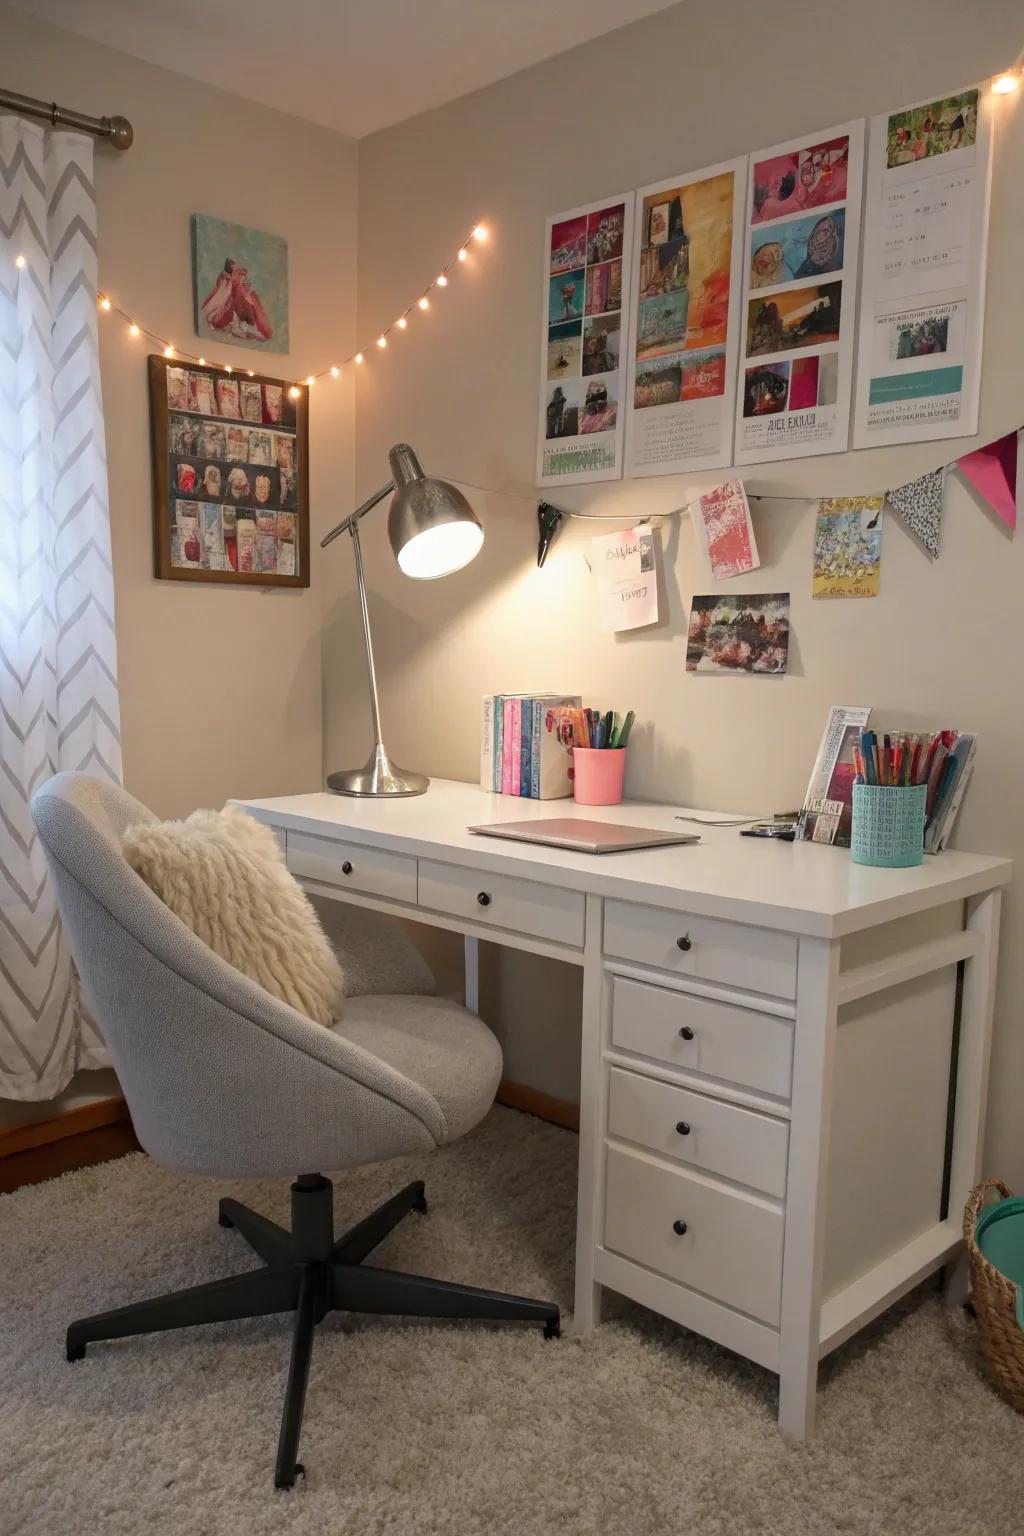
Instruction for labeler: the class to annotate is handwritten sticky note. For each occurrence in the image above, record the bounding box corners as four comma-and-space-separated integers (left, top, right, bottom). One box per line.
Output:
591, 524, 660, 633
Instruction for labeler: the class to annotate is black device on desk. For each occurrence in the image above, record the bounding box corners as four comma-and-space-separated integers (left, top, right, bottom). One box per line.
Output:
740, 822, 796, 840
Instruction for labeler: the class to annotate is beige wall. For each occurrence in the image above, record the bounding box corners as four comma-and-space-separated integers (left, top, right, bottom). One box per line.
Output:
344, 0, 1024, 1181
2, 5, 358, 818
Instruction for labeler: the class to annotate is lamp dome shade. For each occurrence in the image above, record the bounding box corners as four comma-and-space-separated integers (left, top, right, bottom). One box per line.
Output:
387, 443, 484, 579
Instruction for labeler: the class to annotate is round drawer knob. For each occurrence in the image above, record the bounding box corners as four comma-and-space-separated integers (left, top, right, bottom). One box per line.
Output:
675, 1121, 691, 1137
678, 1025, 695, 1041
341, 861, 353, 875
477, 891, 491, 907
672, 1219, 688, 1236
676, 934, 692, 952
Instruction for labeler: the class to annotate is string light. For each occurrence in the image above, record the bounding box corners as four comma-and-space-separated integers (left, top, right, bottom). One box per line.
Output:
85, 217, 488, 396
993, 70, 1020, 94
14, 254, 26, 269
247, 369, 255, 377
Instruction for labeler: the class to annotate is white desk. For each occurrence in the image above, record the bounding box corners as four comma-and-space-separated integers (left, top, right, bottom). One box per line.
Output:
238, 779, 1010, 1438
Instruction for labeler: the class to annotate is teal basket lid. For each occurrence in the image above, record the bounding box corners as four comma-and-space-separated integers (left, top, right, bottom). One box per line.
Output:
976, 1196, 1024, 1330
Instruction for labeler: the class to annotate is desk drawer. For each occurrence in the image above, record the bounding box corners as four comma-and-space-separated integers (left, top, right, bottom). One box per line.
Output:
607, 1066, 788, 1198
610, 975, 793, 1099
286, 831, 417, 904
603, 899, 797, 1000
604, 1145, 783, 1326
418, 859, 584, 947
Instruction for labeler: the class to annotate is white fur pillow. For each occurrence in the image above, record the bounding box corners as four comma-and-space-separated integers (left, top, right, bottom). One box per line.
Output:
122, 807, 344, 1026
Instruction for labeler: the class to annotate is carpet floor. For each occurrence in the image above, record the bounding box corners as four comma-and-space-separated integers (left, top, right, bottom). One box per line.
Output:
1, 1106, 1021, 1535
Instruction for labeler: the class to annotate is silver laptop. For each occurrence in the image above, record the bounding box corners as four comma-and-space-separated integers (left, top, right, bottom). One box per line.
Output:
467, 818, 700, 855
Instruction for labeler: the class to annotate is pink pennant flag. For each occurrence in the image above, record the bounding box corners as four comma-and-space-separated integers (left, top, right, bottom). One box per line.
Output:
956, 431, 1019, 530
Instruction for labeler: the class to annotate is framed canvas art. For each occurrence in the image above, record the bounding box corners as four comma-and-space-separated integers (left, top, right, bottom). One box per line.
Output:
191, 213, 290, 352
148, 354, 309, 587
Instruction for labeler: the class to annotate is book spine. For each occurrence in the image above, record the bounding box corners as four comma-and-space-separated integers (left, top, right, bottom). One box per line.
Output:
494, 697, 504, 791
500, 699, 515, 795
480, 695, 494, 791
519, 698, 533, 796
530, 699, 543, 799
510, 702, 523, 795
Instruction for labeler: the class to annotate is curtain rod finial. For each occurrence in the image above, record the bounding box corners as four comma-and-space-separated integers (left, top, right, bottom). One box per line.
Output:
105, 115, 134, 151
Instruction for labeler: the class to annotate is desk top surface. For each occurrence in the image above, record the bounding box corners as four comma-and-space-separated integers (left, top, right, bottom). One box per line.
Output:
237, 779, 1010, 939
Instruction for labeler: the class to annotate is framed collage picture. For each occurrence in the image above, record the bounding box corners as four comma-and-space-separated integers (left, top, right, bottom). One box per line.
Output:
148, 354, 310, 587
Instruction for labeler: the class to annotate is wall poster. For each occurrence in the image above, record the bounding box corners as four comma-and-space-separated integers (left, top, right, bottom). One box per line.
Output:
536, 193, 635, 486
852, 84, 993, 448
624, 158, 745, 478
734, 121, 864, 464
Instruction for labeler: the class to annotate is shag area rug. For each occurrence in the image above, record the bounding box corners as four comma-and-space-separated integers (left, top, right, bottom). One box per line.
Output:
1, 1107, 1021, 1535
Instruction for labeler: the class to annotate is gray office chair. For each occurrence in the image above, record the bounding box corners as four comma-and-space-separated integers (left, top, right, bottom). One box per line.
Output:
31, 772, 559, 1488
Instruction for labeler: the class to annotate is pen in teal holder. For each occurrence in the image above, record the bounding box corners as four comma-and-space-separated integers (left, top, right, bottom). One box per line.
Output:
851, 783, 926, 868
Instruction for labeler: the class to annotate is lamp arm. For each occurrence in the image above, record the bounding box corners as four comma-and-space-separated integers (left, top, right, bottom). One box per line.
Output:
319, 480, 395, 548
347, 519, 386, 749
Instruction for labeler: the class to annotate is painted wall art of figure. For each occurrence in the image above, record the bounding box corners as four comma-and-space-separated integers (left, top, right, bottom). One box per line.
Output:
191, 214, 290, 352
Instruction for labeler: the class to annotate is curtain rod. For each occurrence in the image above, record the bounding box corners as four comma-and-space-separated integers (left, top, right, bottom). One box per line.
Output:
0, 86, 133, 149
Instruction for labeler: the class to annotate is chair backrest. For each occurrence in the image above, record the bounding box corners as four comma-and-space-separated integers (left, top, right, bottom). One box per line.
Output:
30, 773, 443, 1177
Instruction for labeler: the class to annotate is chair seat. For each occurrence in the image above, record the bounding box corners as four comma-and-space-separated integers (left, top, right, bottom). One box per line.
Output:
332, 994, 502, 1143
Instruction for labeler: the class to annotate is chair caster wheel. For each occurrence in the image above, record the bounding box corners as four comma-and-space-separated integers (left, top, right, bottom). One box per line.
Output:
275, 1463, 304, 1490
413, 1190, 428, 1215
543, 1318, 561, 1340
66, 1341, 86, 1362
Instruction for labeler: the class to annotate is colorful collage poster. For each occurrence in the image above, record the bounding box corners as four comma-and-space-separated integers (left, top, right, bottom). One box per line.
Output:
536, 193, 635, 486
624, 158, 745, 478
812, 497, 883, 598
735, 121, 864, 464
853, 84, 993, 448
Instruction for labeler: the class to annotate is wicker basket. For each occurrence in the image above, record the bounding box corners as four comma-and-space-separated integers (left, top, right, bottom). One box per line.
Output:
964, 1178, 1024, 1411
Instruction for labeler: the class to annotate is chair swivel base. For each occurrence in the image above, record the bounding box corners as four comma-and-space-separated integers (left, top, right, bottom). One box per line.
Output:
64, 1173, 561, 1489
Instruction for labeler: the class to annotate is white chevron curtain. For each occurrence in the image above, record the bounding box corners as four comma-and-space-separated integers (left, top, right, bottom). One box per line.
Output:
0, 118, 122, 1099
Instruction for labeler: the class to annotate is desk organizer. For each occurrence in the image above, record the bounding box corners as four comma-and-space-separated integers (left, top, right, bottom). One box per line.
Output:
572, 747, 626, 806
850, 783, 926, 868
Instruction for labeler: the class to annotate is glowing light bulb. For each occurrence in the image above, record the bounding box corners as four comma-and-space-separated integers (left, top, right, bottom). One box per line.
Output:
418, 296, 430, 311
330, 365, 340, 378
306, 375, 315, 386
993, 71, 1020, 94
128, 323, 140, 337
289, 384, 301, 399
99, 296, 112, 311
396, 316, 407, 330
198, 357, 206, 366
473, 225, 487, 242
224, 364, 232, 373
436, 273, 448, 287
355, 352, 365, 364
14, 254, 26, 269
248, 369, 255, 377
457, 247, 468, 262
164, 345, 175, 358
376, 335, 387, 348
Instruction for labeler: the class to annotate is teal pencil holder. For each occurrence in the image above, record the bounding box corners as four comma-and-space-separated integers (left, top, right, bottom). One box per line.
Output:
851, 784, 926, 868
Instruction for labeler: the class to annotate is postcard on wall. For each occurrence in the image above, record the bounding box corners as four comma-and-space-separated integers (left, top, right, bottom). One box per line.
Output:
685, 592, 789, 674
852, 85, 993, 448
797, 703, 872, 846
623, 158, 745, 479
812, 497, 883, 598
536, 192, 635, 486
692, 480, 760, 580
734, 121, 864, 465
591, 524, 659, 633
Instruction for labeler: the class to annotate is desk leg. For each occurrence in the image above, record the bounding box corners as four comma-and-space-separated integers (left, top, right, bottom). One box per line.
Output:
573, 896, 605, 1335
778, 934, 840, 1440
943, 889, 1002, 1304
464, 936, 480, 1014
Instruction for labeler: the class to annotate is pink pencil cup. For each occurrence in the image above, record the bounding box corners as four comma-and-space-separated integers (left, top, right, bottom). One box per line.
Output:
572, 748, 626, 806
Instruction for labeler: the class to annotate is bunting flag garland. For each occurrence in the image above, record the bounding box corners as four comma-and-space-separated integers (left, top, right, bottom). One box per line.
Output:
955, 430, 1019, 530
886, 467, 946, 558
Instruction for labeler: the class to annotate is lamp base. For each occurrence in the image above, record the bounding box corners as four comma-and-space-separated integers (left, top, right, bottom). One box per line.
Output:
326, 745, 428, 798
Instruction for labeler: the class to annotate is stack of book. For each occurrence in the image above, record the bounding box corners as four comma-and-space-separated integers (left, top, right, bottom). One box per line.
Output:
480, 694, 580, 799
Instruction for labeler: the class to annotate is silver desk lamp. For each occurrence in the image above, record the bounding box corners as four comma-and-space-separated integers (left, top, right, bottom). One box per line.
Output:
320, 443, 484, 796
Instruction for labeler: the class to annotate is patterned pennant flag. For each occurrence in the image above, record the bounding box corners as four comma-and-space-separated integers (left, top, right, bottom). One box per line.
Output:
956, 430, 1019, 530
887, 468, 945, 558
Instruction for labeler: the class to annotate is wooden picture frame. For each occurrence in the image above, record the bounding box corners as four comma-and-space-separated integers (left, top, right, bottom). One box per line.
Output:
148, 353, 310, 586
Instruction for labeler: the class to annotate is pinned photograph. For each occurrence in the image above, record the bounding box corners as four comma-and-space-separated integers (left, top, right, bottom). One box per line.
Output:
240, 381, 263, 423
188, 371, 215, 415
580, 377, 616, 435
746, 282, 842, 356
236, 516, 256, 573
222, 505, 238, 572
686, 592, 790, 674
202, 503, 224, 566
176, 462, 198, 494
225, 426, 248, 461
167, 367, 190, 411
254, 472, 274, 506
227, 467, 251, 500
200, 422, 227, 460
279, 467, 297, 505
886, 89, 978, 168
248, 430, 273, 465
550, 215, 587, 274
170, 415, 200, 455
215, 376, 241, 418
192, 213, 288, 351
582, 313, 620, 376
202, 464, 222, 498
545, 379, 584, 439
751, 136, 849, 224
586, 204, 626, 265
274, 434, 296, 470
547, 320, 582, 380
585, 259, 622, 317
813, 497, 883, 599
263, 384, 284, 424
548, 268, 585, 324
750, 210, 846, 288
172, 501, 202, 568
255, 533, 279, 574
